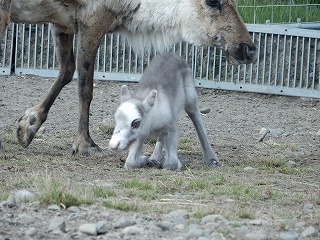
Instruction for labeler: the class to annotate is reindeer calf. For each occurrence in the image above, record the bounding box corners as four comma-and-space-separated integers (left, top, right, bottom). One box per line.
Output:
109, 52, 220, 170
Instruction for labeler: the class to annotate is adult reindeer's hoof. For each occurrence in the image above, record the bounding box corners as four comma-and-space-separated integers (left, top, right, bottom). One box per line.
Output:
17, 108, 45, 148
72, 136, 103, 157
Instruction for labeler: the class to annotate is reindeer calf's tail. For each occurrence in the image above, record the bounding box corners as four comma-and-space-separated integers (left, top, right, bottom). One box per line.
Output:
0, 0, 11, 37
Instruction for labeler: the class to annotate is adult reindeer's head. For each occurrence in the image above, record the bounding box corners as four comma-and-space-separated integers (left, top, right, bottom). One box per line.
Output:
179, 0, 257, 64
122, 0, 257, 65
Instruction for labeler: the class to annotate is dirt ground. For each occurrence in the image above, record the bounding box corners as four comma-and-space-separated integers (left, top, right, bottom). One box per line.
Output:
1, 75, 319, 166
0, 74, 319, 235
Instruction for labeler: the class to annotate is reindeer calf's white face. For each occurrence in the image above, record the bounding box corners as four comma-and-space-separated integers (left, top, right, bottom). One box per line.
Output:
109, 102, 142, 151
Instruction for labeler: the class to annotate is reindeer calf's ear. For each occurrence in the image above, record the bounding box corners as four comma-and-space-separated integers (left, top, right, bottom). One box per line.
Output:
143, 90, 157, 111
120, 85, 131, 102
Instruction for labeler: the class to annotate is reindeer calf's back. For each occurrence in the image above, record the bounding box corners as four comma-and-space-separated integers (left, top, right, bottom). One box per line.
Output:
137, 53, 195, 125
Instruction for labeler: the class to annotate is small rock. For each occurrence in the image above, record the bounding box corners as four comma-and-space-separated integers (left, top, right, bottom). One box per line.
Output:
49, 217, 66, 233
6, 195, 16, 207
114, 217, 136, 228
279, 231, 299, 240
259, 127, 268, 135
167, 209, 189, 218
167, 209, 189, 225
186, 225, 206, 238
68, 206, 81, 213
122, 226, 143, 235
269, 129, 285, 136
67, 213, 78, 221
303, 203, 314, 213
301, 226, 318, 238
48, 204, 61, 211
244, 167, 256, 172
155, 222, 170, 231
210, 232, 225, 240
79, 223, 97, 236
201, 214, 228, 225
258, 127, 269, 142
96, 221, 108, 234
200, 108, 211, 114
245, 231, 269, 240
0, 201, 6, 208
294, 221, 305, 228
233, 225, 250, 238
18, 214, 35, 225
26, 227, 37, 237
14, 190, 35, 202
174, 223, 185, 231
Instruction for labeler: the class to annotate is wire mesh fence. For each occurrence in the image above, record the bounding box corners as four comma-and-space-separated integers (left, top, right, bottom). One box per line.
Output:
237, 0, 320, 24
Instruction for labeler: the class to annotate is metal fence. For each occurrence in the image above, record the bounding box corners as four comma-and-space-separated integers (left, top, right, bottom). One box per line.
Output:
0, 1, 319, 98
237, 0, 320, 24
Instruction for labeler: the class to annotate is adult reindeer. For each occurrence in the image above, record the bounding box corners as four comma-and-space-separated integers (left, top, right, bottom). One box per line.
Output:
0, 0, 257, 155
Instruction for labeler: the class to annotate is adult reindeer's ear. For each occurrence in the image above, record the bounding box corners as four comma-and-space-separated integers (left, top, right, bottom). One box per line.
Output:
142, 90, 157, 111
120, 85, 131, 102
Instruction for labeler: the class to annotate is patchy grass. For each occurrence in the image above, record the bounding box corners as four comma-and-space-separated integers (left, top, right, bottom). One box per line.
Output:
99, 125, 114, 136
117, 178, 154, 190
0, 129, 318, 220
179, 137, 201, 153
102, 200, 139, 212
33, 174, 93, 207
93, 186, 117, 198
265, 141, 300, 151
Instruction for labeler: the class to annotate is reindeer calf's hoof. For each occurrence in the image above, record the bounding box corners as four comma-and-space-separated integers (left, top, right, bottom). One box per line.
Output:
124, 156, 148, 169
163, 160, 182, 171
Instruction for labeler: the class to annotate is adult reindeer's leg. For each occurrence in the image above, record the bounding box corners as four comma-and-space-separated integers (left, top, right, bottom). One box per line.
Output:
72, 24, 105, 155
17, 25, 75, 147
0, 0, 11, 37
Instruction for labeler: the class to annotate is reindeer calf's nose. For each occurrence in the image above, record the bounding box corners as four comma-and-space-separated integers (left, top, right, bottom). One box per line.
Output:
109, 140, 120, 150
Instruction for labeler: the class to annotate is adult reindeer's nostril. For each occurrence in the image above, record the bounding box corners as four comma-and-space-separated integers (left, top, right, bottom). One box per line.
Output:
242, 43, 257, 62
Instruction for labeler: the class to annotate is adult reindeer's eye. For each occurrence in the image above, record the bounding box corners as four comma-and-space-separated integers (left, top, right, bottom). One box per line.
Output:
206, 0, 221, 10
131, 119, 141, 129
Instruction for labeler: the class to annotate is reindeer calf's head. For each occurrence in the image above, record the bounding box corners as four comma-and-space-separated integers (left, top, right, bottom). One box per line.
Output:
109, 85, 157, 151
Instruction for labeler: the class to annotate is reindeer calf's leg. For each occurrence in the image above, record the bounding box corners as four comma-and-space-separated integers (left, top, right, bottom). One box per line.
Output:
149, 138, 164, 167
124, 140, 148, 169
161, 127, 182, 171
184, 82, 220, 166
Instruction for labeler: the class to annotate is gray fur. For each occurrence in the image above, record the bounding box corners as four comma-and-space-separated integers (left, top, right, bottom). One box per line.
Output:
109, 52, 220, 170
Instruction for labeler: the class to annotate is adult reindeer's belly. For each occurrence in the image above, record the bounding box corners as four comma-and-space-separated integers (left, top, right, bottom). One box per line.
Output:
11, 0, 77, 33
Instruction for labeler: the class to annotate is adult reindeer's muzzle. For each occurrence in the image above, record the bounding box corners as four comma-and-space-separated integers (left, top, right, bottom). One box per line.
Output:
226, 42, 258, 65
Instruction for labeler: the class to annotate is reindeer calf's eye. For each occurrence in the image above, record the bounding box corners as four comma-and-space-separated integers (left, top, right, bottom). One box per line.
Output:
131, 119, 140, 129
206, 0, 221, 9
